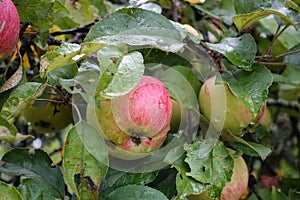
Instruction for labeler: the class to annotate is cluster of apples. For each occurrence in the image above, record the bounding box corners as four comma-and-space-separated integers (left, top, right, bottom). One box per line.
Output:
3, 1, 268, 198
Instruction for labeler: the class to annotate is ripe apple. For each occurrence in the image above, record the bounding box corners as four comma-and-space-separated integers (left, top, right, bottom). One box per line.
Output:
221, 149, 249, 200
187, 149, 249, 200
0, 0, 20, 61
199, 75, 265, 136
87, 76, 172, 160
257, 106, 272, 130
22, 100, 73, 133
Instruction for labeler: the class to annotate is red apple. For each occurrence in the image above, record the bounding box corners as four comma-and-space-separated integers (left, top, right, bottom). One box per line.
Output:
0, 0, 20, 60
221, 149, 249, 200
87, 76, 172, 160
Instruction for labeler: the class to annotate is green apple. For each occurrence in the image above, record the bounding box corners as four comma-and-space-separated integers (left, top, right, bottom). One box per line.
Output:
199, 75, 265, 136
22, 100, 73, 133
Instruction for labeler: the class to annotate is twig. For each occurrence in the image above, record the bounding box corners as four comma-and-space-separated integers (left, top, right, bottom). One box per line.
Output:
51, 21, 98, 37
261, 25, 289, 58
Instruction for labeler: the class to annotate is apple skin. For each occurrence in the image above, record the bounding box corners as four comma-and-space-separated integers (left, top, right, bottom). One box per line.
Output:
87, 76, 172, 160
0, 0, 20, 61
221, 149, 249, 200
257, 106, 272, 130
187, 149, 249, 200
199, 75, 265, 136
22, 101, 73, 133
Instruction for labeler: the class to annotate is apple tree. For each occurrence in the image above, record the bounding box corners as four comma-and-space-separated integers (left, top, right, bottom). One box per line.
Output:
0, 0, 299, 199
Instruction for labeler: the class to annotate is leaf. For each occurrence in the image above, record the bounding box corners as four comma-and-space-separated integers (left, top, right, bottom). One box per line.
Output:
258, 16, 300, 50
170, 155, 207, 199
63, 121, 108, 199
14, 0, 54, 26
64, 0, 95, 25
0, 115, 34, 142
1, 82, 46, 119
184, 139, 234, 198
106, 185, 169, 200
234, 0, 272, 14
0, 131, 34, 142
0, 181, 22, 200
148, 168, 177, 199
219, 65, 273, 119
284, 44, 300, 69
0, 148, 65, 199
232, 9, 296, 31
0, 115, 17, 136
97, 50, 145, 99
224, 133, 272, 160
102, 168, 158, 190
206, 33, 257, 71
85, 8, 184, 52
0, 64, 23, 93
40, 42, 106, 78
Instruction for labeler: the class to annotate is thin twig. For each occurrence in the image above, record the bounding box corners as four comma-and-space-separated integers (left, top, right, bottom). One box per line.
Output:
261, 25, 289, 58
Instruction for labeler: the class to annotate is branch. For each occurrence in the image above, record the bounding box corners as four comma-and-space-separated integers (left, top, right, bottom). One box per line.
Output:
51, 20, 98, 37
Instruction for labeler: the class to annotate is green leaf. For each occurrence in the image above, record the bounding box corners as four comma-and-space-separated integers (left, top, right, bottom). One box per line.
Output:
0, 115, 17, 136
233, 9, 296, 31
64, 0, 95, 25
63, 121, 108, 199
40, 42, 106, 78
0, 181, 22, 200
225, 134, 272, 160
258, 16, 300, 50
102, 168, 158, 190
106, 185, 169, 200
234, 0, 272, 14
0, 131, 34, 143
1, 82, 46, 119
0, 148, 65, 199
14, 0, 55, 28
97, 50, 145, 99
206, 34, 257, 70
171, 155, 207, 199
271, 187, 288, 200
148, 168, 177, 199
184, 139, 234, 198
85, 8, 184, 52
219, 65, 273, 119
284, 44, 300, 69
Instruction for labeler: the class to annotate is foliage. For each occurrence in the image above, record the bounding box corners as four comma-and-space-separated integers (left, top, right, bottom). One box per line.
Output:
0, 0, 299, 199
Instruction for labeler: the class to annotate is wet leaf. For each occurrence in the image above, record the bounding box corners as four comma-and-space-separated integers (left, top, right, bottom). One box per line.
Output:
206, 34, 256, 71
85, 8, 184, 52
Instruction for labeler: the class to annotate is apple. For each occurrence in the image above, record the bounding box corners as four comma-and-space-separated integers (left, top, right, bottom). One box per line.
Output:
170, 99, 181, 133
199, 75, 265, 136
257, 106, 272, 130
22, 100, 73, 133
169, 66, 201, 133
87, 76, 172, 160
0, 0, 20, 61
187, 149, 249, 200
221, 149, 249, 200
